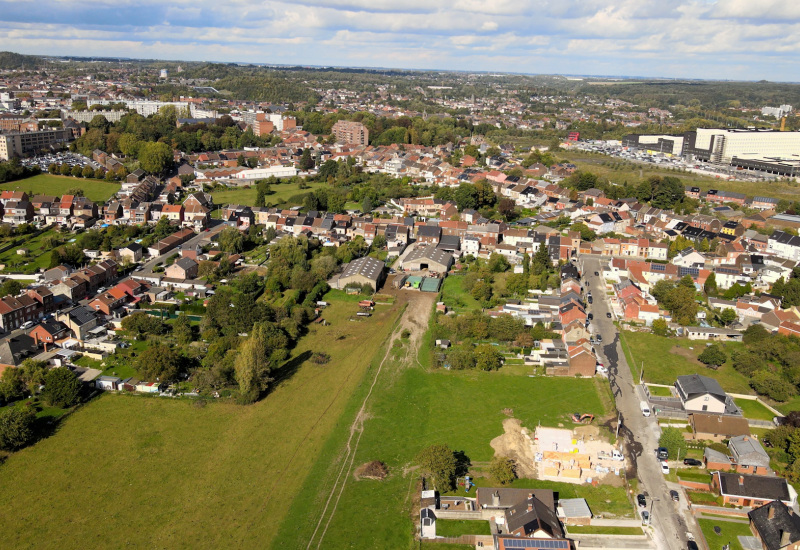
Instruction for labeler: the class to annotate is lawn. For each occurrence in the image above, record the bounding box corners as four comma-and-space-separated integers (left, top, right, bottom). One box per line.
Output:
2, 174, 121, 202
698, 518, 754, 550
687, 491, 723, 506
647, 385, 673, 397
272, 347, 617, 549
440, 274, 483, 312
435, 519, 491, 537
0, 228, 65, 274
677, 469, 712, 483
0, 294, 403, 550
567, 526, 643, 535
210, 180, 328, 208
734, 398, 777, 422
619, 330, 752, 394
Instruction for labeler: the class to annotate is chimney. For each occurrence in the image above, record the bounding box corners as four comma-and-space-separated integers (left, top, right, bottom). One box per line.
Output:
769, 504, 776, 520
492, 491, 500, 507
739, 475, 745, 486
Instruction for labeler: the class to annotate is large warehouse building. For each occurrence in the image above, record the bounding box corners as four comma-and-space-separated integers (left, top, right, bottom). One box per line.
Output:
335, 256, 385, 291
624, 128, 800, 176
400, 244, 453, 273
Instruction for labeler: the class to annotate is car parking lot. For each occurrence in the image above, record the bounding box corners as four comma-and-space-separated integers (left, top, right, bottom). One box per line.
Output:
20, 152, 98, 172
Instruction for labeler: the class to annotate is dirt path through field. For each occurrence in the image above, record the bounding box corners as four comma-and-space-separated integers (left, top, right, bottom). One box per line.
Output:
306, 291, 436, 549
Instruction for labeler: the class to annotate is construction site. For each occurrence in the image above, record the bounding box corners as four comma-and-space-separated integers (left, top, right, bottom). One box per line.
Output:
491, 418, 626, 486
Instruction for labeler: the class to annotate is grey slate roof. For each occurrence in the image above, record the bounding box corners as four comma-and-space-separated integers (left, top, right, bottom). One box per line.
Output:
729, 435, 770, 468
676, 374, 727, 402
748, 501, 800, 550
718, 472, 790, 502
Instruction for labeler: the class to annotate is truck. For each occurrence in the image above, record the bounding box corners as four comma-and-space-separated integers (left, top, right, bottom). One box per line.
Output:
640, 401, 651, 417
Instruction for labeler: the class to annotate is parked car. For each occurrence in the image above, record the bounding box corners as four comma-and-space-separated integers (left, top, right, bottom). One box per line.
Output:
641, 510, 650, 525
657, 447, 669, 460
637, 493, 647, 507
661, 461, 670, 474
670, 490, 679, 502
596, 334, 602, 342
21, 321, 34, 330
683, 458, 702, 466
606, 312, 612, 318
594, 271, 599, 276
588, 313, 593, 320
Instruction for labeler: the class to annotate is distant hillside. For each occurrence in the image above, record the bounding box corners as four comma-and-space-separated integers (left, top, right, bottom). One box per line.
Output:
0, 51, 44, 70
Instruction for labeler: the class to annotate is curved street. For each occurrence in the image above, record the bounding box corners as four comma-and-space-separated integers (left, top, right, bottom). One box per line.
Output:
580, 255, 699, 550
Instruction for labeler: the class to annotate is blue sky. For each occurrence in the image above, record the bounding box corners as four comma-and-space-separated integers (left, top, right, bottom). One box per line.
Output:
2, 0, 799, 80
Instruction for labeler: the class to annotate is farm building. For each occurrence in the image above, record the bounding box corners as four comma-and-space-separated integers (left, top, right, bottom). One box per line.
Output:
400, 245, 453, 272
335, 256, 385, 291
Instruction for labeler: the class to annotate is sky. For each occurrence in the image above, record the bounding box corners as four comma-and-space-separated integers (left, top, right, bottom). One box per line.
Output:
1, 0, 799, 81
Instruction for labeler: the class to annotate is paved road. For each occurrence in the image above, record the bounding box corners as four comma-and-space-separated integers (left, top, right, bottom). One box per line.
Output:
135, 220, 225, 276
580, 255, 697, 550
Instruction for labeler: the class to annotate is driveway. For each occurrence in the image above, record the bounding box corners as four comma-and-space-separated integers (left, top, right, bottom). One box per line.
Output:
580, 255, 699, 550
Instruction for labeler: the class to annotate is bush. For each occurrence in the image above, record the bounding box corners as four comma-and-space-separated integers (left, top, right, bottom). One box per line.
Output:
401, 329, 411, 339
0, 405, 35, 450
310, 352, 330, 365
42, 367, 81, 408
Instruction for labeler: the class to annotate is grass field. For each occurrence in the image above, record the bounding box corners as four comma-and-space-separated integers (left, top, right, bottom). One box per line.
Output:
734, 398, 776, 422
211, 180, 328, 208
647, 385, 673, 397
0, 295, 402, 550
698, 518, 753, 550
619, 331, 751, 394
562, 150, 800, 201
2, 174, 120, 202
435, 520, 491, 537
567, 526, 643, 535
0, 228, 61, 273
272, 345, 616, 548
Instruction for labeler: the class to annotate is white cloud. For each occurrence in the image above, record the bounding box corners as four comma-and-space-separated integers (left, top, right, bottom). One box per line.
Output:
0, 0, 798, 78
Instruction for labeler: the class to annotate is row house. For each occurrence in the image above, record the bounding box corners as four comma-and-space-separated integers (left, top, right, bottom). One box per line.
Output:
0, 293, 41, 331
2, 200, 33, 225
768, 230, 800, 262
147, 228, 195, 257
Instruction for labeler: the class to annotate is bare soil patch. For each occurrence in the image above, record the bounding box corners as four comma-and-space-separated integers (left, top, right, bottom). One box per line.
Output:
490, 418, 538, 479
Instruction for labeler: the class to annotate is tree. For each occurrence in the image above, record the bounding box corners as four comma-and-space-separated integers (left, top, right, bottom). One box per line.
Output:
704, 272, 717, 296
42, 367, 81, 408
137, 344, 181, 382
0, 366, 24, 402
0, 406, 35, 451
489, 456, 517, 485
474, 345, 503, 371
497, 197, 516, 220
139, 141, 173, 175
0, 278, 21, 297
720, 308, 737, 326
71, 165, 83, 177
299, 148, 315, 170
488, 253, 510, 273
751, 370, 796, 402
532, 243, 551, 276
658, 427, 687, 461
122, 311, 167, 338
218, 226, 245, 253
173, 313, 193, 346
234, 323, 277, 403
81, 165, 94, 178
454, 183, 478, 211
698, 344, 727, 369
19, 358, 48, 395
471, 280, 492, 303
651, 318, 669, 336
416, 443, 458, 491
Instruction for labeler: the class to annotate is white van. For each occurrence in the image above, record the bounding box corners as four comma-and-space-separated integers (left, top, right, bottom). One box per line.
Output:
640, 401, 651, 417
